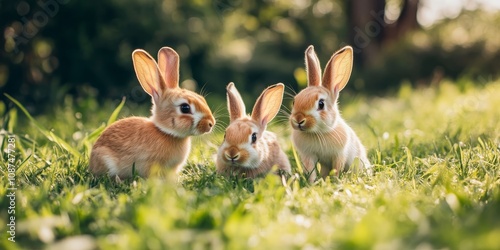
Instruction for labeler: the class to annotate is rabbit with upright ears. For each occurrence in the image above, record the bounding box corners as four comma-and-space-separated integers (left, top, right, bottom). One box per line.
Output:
216, 82, 291, 178
89, 47, 215, 178
289, 45, 371, 183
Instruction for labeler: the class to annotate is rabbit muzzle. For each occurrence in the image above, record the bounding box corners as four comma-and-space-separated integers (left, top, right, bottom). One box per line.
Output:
290, 112, 315, 131
196, 115, 215, 134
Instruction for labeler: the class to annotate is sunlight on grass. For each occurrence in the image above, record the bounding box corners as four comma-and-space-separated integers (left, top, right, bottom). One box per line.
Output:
1, 79, 500, 249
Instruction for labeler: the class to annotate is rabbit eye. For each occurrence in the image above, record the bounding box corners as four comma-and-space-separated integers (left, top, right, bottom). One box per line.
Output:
318, 99, 325, 110
180, 103, 191, 114
251, 133, 257, 144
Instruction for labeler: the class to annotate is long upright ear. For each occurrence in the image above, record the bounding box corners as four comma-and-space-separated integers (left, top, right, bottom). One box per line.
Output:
132, 49, 165, 101
305, 45, 322, 87
251, 83, 284, 127
322, 46, 353, 93
157, 47, 179, 89
226, 82, 246, 122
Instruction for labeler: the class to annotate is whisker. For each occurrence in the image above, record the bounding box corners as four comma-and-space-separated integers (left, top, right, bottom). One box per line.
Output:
272, 121, 289, 127
320, 119, 345, 146
210, 138, 223, 146
215, 120, 228, 127
280, 108, 292, 117
269, 118, 287, 127
215, 112, 230, 120
317, 120, 339, 145
213, 105, 227, 118
273, 114, 290, 121
215, 124, 227, 131
276, 117, 290, 123
214, 126, 227, 134
284, 85, 297, 96
199, 83, 213, 98
275, 111, 290, 119
313, 131, 325, 151
273, 112, 291, 122
212, 127, 224, 133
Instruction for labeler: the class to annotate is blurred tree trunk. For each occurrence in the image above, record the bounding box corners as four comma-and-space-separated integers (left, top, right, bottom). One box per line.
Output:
348, 0, 420, 66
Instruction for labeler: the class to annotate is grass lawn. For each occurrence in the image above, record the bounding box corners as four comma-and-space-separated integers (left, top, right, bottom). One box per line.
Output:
1, 79, 500, 249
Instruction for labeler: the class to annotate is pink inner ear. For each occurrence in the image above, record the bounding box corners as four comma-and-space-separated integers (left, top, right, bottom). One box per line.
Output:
261, 115, 268, 128
152, 88, 160, 104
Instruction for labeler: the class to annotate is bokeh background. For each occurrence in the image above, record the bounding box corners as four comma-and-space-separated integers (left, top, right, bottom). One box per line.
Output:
1, 0, 500, 114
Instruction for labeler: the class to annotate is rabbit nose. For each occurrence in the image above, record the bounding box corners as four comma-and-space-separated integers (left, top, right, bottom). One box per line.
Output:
298, 119, 306, 128
225, 147, 240, 162
198, 117, 215, 133
293, 113, 305, 124
291, 118, 306, 126
225, 152, 240, 162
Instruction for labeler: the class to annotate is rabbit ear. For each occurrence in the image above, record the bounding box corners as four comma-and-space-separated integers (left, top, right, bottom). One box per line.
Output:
157, 47, 179, 89
132, 49, 165, 101
226, 82, 246, 122
305, 45, 322, 87
322, 46, 353, 93
251, 83, 284, 127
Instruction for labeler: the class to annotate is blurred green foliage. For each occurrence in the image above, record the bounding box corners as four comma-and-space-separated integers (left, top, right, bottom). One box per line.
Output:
1, 0, 499, 113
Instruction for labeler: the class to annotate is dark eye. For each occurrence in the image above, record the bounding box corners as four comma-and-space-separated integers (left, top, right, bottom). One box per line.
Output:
180, 103, 191, 114
223, 133, 226, 140
318, 99, 325, 110
251, 132, 257, 144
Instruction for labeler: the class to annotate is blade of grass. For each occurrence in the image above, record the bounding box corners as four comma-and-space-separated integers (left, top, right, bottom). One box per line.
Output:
82, 97, 125, 154
16, 153, 32, 173
4, 93, 82, 159
107, 97, 126, 126
86, 125, 106, 142
7, 108, 17, 133
291, 144, 303, 174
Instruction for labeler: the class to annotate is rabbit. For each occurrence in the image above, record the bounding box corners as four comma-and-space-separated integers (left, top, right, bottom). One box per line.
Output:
89, 47, 215, 178
216, 82, 291, 178
289, 45, 371, 183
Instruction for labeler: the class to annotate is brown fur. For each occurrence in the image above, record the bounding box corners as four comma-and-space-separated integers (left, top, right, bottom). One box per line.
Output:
225, 119, 253, 145
89, 117, 190, 178
89, 47, 214, 178
154, 89, 214, 136
217, 131, 290, 178
290, 45, 370, 183
323, 47, 353, 92
157, 47, 179, 89
251, 84, 284, 126
216, 83, 291, 178
305, 46, 321, 87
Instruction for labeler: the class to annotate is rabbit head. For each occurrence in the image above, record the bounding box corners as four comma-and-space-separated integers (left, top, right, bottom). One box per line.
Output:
290, 45, 353, 133
132, 47, 215, 138
218, 82, 284, 169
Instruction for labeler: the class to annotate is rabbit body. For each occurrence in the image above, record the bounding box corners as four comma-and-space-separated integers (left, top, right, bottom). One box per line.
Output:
290, 46, 370, 182
90, 117, 191, 177
89, 47, 215, 178
216, 83, 291, 178
291, 113, 369, 180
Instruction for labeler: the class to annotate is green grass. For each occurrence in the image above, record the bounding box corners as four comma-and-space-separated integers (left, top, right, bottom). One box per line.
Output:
1, 79, 500, 249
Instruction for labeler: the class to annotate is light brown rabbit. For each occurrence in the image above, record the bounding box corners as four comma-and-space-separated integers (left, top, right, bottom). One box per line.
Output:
290, 45, 371, 183
216, 82, 291, 178
89, 47, 215, 178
